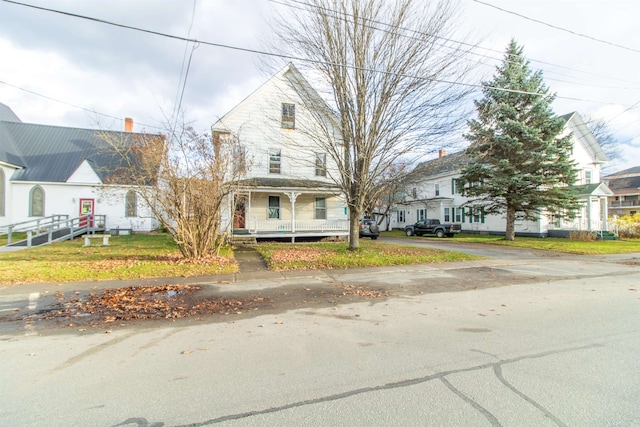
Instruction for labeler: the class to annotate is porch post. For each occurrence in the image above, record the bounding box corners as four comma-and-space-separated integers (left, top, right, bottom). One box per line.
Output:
286, 192, 300, 233
601, 197, 608, 231
247, 190, 252, 227
587, 196, 592, 231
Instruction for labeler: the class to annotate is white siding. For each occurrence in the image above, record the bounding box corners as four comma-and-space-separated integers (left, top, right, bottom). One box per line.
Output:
5, 181, 157, 232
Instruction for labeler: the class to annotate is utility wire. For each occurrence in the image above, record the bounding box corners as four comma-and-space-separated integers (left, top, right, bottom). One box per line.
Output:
0, 0, 628, 107
0, 79, 163, 131
472, 0, 640, 55
171, 0, 198, 122
275, 0, 640, 88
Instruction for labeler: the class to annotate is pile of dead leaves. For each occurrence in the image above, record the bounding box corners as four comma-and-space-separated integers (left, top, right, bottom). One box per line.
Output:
341, 284, 389, 299
268, 247, 331, 264
50, 284, 271, 324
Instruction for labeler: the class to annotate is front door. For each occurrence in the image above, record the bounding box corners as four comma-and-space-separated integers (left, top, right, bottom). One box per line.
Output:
79, 198, 94, 227
234, 198, 246, 229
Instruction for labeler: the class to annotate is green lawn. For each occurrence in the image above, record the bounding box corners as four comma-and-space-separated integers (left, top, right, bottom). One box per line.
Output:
384, 230, 640, 255
2, 230, 638, 286
254, 240, 482, 271
0, 232, 27, 246
0, 233, 237, 286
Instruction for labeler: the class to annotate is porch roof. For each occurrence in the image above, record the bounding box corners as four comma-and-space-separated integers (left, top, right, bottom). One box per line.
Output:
574, 182, 614, 197
237, 177, 341, 194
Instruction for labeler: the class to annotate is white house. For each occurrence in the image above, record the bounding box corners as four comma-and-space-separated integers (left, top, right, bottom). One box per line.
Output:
389, 112, 613, 237
0, 102, 160, 238
212, 63, 349, 242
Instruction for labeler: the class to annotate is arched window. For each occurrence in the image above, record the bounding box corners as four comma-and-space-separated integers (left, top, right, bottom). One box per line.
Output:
0, 169, 5, 217
125, 190, 137, 217
30, 186, 44, 217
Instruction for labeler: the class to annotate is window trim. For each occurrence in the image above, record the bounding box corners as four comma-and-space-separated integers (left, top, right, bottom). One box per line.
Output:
315, 152, 327, 177
315, 197, 327, 220
125, 190, 137, 217
281, 103, 295, 129
0, 169, 4, 217
29, 185, 45, 217
269, 148, 282, 174
268, 195, 280, 219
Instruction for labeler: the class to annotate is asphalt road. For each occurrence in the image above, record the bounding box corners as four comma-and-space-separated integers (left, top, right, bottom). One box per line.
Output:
1, 242, 639, 426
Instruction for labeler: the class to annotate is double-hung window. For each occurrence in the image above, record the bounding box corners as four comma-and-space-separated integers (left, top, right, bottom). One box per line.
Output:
315, 153, 327, 177
416, 208, 427, 221
315, 197, 327, 220
268, 196, 280, 219
281, 103, 295, 129
397, 210, 406, 223
269, 149, 281, 174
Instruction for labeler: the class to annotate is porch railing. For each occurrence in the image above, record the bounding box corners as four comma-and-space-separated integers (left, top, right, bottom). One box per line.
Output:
608, 200, 640, 209
249, 219, 349, 234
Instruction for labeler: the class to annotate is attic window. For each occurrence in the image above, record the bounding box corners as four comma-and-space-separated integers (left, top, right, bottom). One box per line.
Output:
281, 103, 295, 129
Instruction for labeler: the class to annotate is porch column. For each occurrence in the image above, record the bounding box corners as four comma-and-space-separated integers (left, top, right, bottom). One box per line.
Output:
286, 192, 301, 232
587, 196, 592, 231
247, 190, 252, 227
601, 197, 608, 231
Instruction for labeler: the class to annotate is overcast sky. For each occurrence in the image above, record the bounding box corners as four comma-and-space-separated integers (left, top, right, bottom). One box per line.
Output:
1, 0, 638, 173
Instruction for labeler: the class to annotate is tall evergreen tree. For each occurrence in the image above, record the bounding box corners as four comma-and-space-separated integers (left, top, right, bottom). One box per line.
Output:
459, 40, 580, 241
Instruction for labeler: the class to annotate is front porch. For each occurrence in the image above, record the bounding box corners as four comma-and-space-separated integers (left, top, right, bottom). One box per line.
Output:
228, 178, 349, 243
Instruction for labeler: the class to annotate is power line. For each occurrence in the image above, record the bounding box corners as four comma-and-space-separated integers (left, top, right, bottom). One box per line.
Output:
0, 0, 634, 109
275, 0, 640, 89
0, 79, 163, 131
472, 0, 640, 55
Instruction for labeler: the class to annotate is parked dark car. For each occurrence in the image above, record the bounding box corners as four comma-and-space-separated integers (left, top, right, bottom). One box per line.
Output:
404, 219, 461, 238
359, 219, 380, 239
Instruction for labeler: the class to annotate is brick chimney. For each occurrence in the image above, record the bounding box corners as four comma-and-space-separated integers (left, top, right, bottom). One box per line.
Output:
124, 117, 134, 132
438, 149, 446, 158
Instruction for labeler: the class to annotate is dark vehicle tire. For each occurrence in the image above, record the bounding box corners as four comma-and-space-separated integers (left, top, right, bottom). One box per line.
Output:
436, 229, 445, 238
371, 236, 378, 240
446, 233, 454, 238
405, 228, 414, 236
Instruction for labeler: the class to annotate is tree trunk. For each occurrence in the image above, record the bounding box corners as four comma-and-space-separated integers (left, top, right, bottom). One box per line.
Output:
349, 212, 360, 251
505, 205, 516, 241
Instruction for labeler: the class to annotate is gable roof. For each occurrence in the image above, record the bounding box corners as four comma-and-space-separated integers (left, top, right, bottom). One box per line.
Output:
212, 62, 339, 132
411, 151, 472, 179
0, 111, 158, 183
562, 112, 608, 163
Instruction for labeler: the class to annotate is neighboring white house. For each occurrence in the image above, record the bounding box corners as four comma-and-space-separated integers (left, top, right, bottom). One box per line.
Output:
0, 102, 160, 234
388, 112, 613, 237
212, 63, 349, 241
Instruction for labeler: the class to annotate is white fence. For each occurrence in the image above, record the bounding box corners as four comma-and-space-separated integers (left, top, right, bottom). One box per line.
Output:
249, 219, 349, 234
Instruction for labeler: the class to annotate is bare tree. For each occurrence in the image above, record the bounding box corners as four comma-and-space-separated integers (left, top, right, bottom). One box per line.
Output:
99, 124, 245, 260
272, 0, 474, 249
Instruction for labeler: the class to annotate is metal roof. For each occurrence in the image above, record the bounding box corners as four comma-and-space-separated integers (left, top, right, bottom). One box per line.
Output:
0, 120, 147, 183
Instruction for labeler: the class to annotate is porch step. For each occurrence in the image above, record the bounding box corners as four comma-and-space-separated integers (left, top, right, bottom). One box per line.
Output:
596, 230, 619, 240
231, 235, 257, 246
